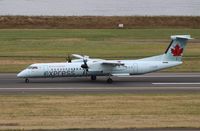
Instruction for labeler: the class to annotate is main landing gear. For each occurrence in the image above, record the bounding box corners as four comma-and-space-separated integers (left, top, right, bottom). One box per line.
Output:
91, 75, 113, 83
25, 78, 29, 83
107, 78, 113, 84
107, 74, 113, 84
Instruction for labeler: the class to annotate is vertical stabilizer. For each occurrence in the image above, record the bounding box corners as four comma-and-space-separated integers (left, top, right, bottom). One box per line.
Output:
163, 35, 192, 61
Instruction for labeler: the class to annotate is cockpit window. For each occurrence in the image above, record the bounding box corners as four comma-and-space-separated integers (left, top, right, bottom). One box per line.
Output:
27, 66, 38, 69
32, 66, 38, 69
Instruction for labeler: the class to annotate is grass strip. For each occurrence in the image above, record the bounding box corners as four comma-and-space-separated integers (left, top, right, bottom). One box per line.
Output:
0, 29, 199, 72
0, 93, 199, 130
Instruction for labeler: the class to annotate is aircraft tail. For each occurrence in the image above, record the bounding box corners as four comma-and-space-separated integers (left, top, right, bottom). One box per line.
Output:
163, 35, 192, 61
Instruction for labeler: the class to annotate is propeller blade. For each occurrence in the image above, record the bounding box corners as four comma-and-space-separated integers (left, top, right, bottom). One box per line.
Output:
83, 69, 87, 76
83, 58, 87, 64
66, 54, 72, 63
71, 54, 84, 59
81, 56, 89, 76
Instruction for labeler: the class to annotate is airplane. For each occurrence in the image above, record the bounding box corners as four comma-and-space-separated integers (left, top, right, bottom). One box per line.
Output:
17, 35, 192, 83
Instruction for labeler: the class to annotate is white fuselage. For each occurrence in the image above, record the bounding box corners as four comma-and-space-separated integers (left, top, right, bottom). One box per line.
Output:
17, 59, 182, 78
17, 34, 192, 82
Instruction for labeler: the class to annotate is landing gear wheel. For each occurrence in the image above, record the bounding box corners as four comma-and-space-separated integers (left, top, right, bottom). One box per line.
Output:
25, 78, 29, 83
91, 75, 97, 81
107, 78, 113, 84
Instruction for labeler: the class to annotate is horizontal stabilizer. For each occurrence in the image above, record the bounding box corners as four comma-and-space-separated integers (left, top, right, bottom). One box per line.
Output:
171, 35, 193, 40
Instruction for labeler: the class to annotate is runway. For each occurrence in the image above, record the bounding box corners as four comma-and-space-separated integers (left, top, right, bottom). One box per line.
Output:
0, 73, 200, 94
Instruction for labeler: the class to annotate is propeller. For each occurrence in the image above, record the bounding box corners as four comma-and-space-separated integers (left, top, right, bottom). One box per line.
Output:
66, 54, 72, 63
70, 54, 90, 75
81, 57, 89, 75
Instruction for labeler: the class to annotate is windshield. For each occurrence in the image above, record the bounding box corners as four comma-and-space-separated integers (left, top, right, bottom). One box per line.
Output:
27, 66, 38, 69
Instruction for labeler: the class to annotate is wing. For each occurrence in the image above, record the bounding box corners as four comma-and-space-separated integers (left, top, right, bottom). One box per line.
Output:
71, 54, 125, 67
101, 60, 129, 77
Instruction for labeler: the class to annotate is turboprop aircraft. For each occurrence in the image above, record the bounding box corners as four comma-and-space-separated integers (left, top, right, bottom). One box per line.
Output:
17, 35, 192, 83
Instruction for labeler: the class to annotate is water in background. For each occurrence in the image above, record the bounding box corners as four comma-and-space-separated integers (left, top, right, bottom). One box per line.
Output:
0, 0, 199, 16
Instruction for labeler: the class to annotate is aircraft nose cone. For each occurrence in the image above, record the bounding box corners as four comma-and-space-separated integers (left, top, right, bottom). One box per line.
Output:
17, 72, 24, 78
17, 72, 23, 78
17, 70, 28, 78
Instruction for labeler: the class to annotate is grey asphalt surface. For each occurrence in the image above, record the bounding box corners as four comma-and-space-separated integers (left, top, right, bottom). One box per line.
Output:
0, 73, 200, 94
1, 73, 200, 131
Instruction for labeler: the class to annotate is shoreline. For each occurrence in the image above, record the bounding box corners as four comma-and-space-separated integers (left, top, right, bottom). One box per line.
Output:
0, 16, 200, 29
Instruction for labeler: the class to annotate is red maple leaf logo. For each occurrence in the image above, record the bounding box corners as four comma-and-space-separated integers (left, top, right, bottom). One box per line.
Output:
171, 44, 183, 56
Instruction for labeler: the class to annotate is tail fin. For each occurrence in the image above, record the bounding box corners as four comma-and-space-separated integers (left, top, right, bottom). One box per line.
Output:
163, 35, 192, 61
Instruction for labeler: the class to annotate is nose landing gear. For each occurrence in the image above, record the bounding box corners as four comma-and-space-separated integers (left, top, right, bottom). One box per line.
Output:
107, 78, 113, 83
25, 78, 29, 83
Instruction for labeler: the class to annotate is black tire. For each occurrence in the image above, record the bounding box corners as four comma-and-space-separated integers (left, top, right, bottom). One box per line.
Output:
107, 78, 113, 84
91, 75, 97, 81
25, 78, 29, 83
